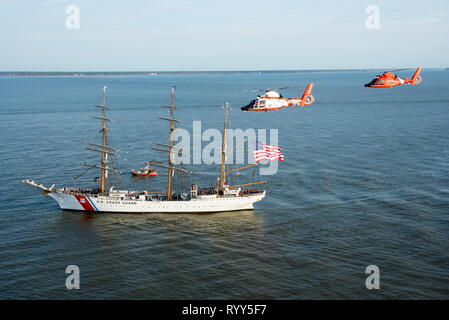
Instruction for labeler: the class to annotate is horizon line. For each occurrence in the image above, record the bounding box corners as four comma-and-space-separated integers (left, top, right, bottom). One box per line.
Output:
0, 67, 445, 76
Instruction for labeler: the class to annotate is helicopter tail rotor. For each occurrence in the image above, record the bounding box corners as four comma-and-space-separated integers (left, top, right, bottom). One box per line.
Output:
411, 67, 422, 85
300, 83, 315, 106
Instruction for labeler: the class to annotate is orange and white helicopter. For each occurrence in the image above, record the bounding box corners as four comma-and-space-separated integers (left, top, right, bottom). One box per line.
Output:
364, 67, 422, 88
241, 83, 314, 111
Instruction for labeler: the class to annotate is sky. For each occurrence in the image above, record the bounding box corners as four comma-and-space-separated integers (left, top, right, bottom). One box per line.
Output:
0, 0, 448, 71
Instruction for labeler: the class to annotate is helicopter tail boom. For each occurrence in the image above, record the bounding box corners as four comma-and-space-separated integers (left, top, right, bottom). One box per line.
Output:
300, 83, 315, 106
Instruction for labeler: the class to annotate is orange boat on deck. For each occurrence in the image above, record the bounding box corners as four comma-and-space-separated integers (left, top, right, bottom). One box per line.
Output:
130, 166, 158, 176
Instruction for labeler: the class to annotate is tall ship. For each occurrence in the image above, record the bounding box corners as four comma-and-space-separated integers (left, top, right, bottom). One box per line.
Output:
24, 87, 266, 213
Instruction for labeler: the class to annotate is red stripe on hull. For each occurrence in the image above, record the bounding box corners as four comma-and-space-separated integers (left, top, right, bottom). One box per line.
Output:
74, 195, 96, 211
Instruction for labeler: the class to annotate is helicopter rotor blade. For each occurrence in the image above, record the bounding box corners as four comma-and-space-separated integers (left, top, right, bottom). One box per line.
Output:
275, 86, 300, 90
253, 86, 300, 93
384, 68, 411, 73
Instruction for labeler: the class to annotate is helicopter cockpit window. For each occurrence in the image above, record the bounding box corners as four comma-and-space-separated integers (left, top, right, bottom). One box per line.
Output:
244, 99, 257, 109
379, 79, 384, 84
258, 100, 266, 108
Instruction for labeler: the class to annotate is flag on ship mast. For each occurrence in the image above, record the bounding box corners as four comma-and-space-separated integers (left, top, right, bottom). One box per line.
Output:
253, 142, 285, 162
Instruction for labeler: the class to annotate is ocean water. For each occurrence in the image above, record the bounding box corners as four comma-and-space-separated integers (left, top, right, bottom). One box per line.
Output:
0, 70, 448, 299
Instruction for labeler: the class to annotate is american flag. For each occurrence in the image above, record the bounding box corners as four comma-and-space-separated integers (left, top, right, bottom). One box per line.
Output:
253, 142, 284, 162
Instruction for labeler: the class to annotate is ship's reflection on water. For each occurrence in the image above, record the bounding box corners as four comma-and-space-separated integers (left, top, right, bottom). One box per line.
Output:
65, 209, 266, 238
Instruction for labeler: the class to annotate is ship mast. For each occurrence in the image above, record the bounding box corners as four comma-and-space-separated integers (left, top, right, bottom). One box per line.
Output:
218, 103, 267, 192
218, 103, 229, 196
100, 86, 108, 193
80, 86, 119, 193
148, 87, 190, 199
166, 87, 175, 199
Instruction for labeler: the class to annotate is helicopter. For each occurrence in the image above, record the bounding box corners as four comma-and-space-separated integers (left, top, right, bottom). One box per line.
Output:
241, 83, 314, 112
364, 67, 422, 88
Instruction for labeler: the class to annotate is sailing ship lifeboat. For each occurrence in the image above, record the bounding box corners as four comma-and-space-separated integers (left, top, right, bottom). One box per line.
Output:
130, 167, 158, 176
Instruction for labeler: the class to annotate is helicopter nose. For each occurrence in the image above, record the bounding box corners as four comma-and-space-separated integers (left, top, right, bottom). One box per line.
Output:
364, 83, 370, 87
241, 106, 248, 111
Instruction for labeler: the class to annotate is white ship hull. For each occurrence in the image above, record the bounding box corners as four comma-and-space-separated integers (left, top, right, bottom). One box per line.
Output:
48, 191, 265, 213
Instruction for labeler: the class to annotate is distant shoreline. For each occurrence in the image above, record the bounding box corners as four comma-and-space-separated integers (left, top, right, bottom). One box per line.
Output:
0, 68, 444, 77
